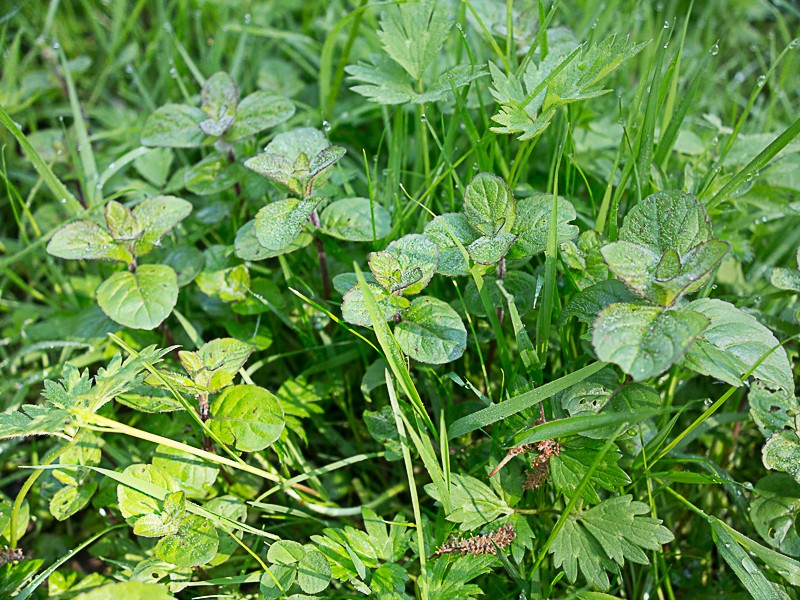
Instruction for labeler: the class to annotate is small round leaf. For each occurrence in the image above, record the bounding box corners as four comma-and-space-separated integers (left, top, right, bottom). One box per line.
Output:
395, 296, 467, 364
209, 385, 284, 452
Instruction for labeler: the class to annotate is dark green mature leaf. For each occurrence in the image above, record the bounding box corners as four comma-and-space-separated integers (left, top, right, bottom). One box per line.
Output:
96, 264, 179, 330
751, 474, 800, 556
377, 0, 451, 81
763, 430, 800, 485
226, 91, 295, 141
551, 495, 674, 591
154, 515, 219, 568
425, 474, 511, 530
683, 299, 793, 392
369, 234, 439, 295
235, 219, 312, 261
463, 173, 516, 236
47, 221, 132, 263
319, 197, 391, 241
141, 104, 208, 148
560, 280, 641, 325
593, 304, 709, 381
426, 555, 495, 599
341, 283, 409, 327
255, 197, 320, 251
749, 383, 800, 439
183, 153, 246, 195
209, 385, 284, 452
423, 213, 478, 277
507, 193, 579, 259
394, 296, 466, 364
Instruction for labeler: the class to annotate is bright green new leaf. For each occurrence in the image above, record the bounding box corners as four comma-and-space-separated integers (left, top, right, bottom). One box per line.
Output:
72, 582, 175, 600
368, 234, 439, 295
297, 547, 332, 594
225, 91, 295, 141
105, 200, 142, 242
209, 384, 284, 452
154, 515, 219, 568
319, 197, 391, 241
508, 193, 579, 259
551, 495, 674, 591
141, 104, 209, 148
426, 474, 511, 530
593, 304, 709, 381
152, 445, 218, 499
116, 463, 180, 519
682, 298, 793, 392
179, 337, 252, 393
268, 540, 306, 565
463, 172, 516, 236
96, 264, 179, 330
394, 296, 467, 364
47, 221, 132, 263
423, 212, 478, 276
132, 491, 185, 537
132, 195, 192, 256
254, 197, 321, 251
341, 283, 409, 327
196, 264, 250, 303
50, 481, 97, 522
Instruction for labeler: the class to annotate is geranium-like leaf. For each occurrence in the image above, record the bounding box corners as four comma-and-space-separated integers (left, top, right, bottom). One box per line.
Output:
463, 172, 516, 236
209, 384, 284, 452
394, 296, 467, 364
47, 221, 132, 263
141, 104, 208, 148
96, 264, 179, 330
254, 197, 321, 252
593, 304, 709, 381
368, 234, 439, 295
425, 473, 511, 530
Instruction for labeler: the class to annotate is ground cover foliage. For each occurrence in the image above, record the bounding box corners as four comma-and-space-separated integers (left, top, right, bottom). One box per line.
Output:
0, 0, 799, 598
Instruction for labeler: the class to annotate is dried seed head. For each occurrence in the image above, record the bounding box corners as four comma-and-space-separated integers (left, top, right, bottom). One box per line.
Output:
0, 546, 24, 566
433, 523, 516, 558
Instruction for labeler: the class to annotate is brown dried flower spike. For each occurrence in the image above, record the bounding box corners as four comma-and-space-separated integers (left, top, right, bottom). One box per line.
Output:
433, 523, 516, 558
0, 546, 24, 566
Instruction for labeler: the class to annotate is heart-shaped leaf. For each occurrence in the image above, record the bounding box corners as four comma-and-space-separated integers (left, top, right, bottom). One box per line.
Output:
209, 384, 284, 452
96, 264, 179, 330
141, 104, 208, 148
463, 172, 516, 236
154, 515, 219, 568
368, 234, 439, 295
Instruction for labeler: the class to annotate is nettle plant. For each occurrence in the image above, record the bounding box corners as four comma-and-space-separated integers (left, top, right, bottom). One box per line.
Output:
46, 196, 192, 329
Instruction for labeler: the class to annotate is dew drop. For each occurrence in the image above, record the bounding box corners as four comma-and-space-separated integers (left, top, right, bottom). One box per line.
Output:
420, 113, 427, 122
663, 43, 669, 49
170, 67, 177, 78
789, 38, 799, 50
125, 64, 134, 74
663, 20, 670, 28
757, 75, 766, 87
52, 40, 60, 50
322, 120, 331, 132
710, 43, 719, 55
244, 12, 251, 24
60, 198, 67, 204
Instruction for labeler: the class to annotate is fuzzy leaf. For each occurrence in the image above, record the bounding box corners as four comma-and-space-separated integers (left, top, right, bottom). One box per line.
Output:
209, 384, 284, 452
463, 172, 516, 236
394, 296, 467, 364
154, 515, 219, 568
368, 234, 439, 295
234, 219, 312, 261
749, 383, 800, 439
560, 280, 641, 325
341, 283, 409, 327
508, 193, 579, 259
179, 337, 252, 393
47, 221, 132, 263
593, 304, 709, 381
141, 104, 208, 148
225, 92, 295, 141
763, 431, 800, 485
254, 197, 321, 251
183, 152, 246, 195
423, 213, 478, 276
320, 197, 391, 241
96, 264, 178, 330
467, 232, 517, 265
132, 195, 192, 256
682, 299, 793, 392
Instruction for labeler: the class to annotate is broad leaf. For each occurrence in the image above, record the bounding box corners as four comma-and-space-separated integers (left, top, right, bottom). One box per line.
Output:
179, 337, 252, 393
763, 430, 800, 485
508, 193, 579, 259
205, 495, 247, 566
117, 463, 180, 519
235, 219, 312, 261
467, 232, 517, 265
423, 212, 478, 276
751, 474, 800, 556
152, 445, 218, 499
683, 298, 793, 392
209, 384, 284, 452
225, 91, 295, 141
47, 221, 132, 263
196, 264, 250, 303
154, 515, 219, 568
96, 264, 179, 330
319, 197, 391, 241
297, 548, 332, 594
560, 280, 641, 325
341, 283, 409, 327
183, 153, 246, 195
749, 383, 800, 439
593, 304, 709, 381
141, 104, 208, 148
254, 197, 321, 251
132, 195, 192, 256
260, 565, 296, 600
463, 172, 516, 236
132, 491, 185, 537
394, 296, 467, 364
368, 234, 439, 295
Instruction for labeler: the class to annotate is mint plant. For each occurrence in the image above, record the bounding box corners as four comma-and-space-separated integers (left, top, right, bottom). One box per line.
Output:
46, 196, 192, 329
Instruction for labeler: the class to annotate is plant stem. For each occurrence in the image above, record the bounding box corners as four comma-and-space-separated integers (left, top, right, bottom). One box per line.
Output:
309, 208, 331, 300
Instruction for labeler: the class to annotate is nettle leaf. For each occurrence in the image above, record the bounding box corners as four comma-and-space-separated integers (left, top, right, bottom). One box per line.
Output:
117, 463, 180, 520
464, 271, 537, 317
426, 474, 512, 530
254, 197, 321, 251
151, 445, 218, 499
199, 72, 238, 136
467, 232, 518, 265
560, 280, 642, 325
550, 439, 630, 504
183, 152, 246, 195
751, 474, 800, 556
507, 193, 579, 259
96, 264, 179, 330
377, 0, 451, 81
682, 298, 793, 392
154, 515, 219, 568
463, 173, 516, 236
47, 221, 132, 263
196, 264, 250, 303
423, 213, 478, 277
319, 197, 391, 241
369, 234, 439, 295
551, 495, 674, 591
763, 430, 800, 487
179, 338, 252, 393
619, 190, 712, 255
749, 383, 800, 439
225, 91, 295, 142
141, 104, 209, 148
341, 283, 409, 327
131, 195, 192, 256
235, 219, 312, 261
133, 491, 185, 537
593, 304, 709, 381
209, 384, 284, 452
394, 296, 467, 364
601, 239, 729, 306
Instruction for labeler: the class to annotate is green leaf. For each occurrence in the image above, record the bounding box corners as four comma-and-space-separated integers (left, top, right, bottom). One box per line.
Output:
96, 264, 179, 330
341, 283, 408, 327
423, 213, 478, 277
154, 245, 204, 286
204, 495, 247, 566
593, 304, 709, 381
72, 582, 175, 600
550, 495, 674, 591
467, 232, 518, 265
196, 264, 250, 303
463, 172, 516, 236
508, 193, 579, 259
235, 219, 312, 261
268, 540, 306, 565
749, 383, 800, 439
464, 271, 538, 317
394, 296, 467, 364
751, 474, 800, 556
368, 234, 439, 295
47, 221, 132, 263
225, 91, 295, 142
619, 190, 712, 255
183, 152, 246, 195
131, 195, 192, 256
425, 474, 511, 530
560, 280, 641, 325
209, 384, 284, 452
134, 147, 174, 187
49, 481, 97, 521
254, 197, 321, 251
763, 430, 800, 485
199, 72, 238, 136
105, 200, 142, 241
141, 104, 208, 148
771, 267, 800, 292
132, 491, 185, 537
550, 439, 630, 504
363, 405, 403, 461
152, 445, 218, 499
179, 337, 252, 393
297, 547, 332, 594
260, 565, 296, 600
377, 0, 451, 81
682, 298, 793, 392
154, 515, 219, 568
319, 197, 391, 241
117, 463, 180, 519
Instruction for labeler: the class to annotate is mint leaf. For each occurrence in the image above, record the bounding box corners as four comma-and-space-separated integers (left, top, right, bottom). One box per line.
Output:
508, 193, 579, 259
132, 195, 192, 256
209, 384, 284, 452
47, 221, 133, 263
319, 197, 392, 242
423, 213, 478, 277
368, 234, 439, 296
141, 104, 208, 148
394, 296, 467, 364
225, 91, 294, 142
96, 264, 179, 330
463, 172, 516, 236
